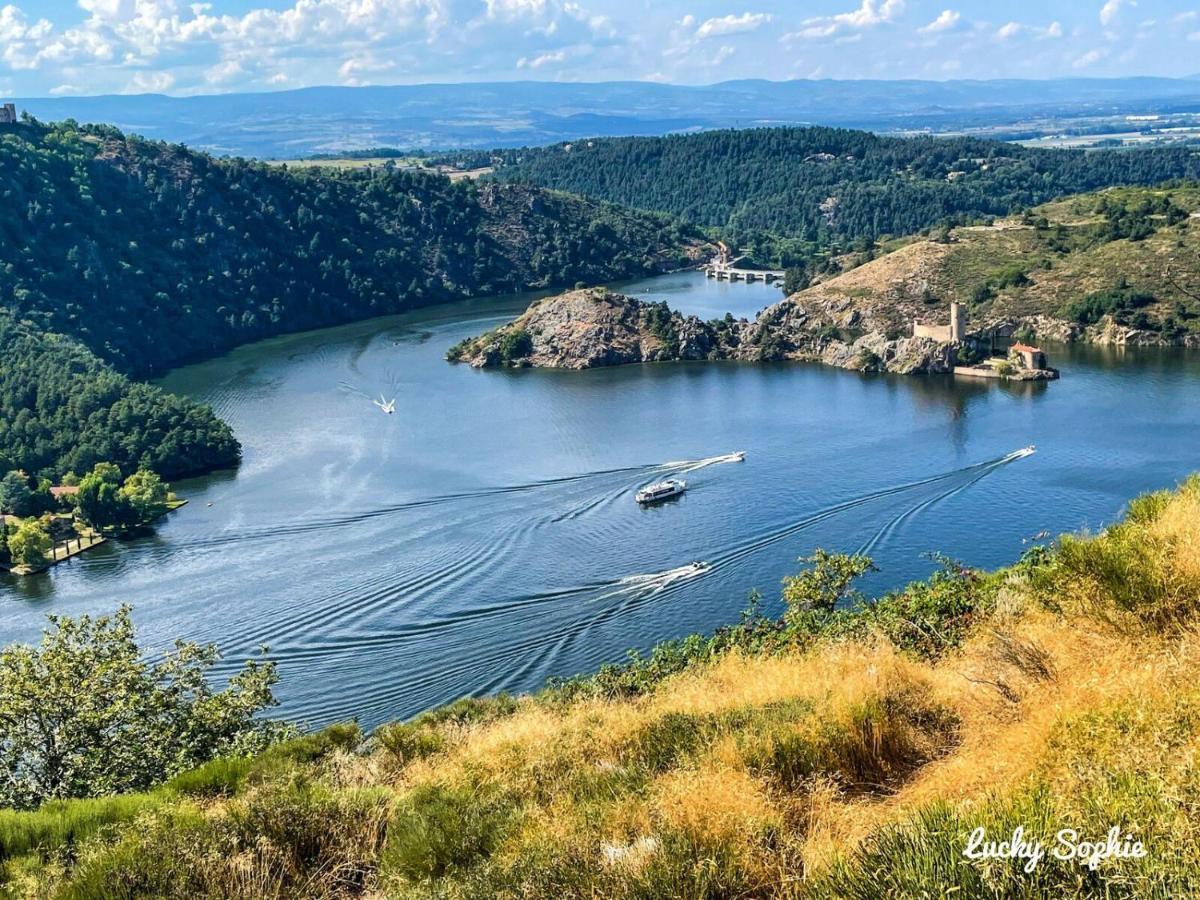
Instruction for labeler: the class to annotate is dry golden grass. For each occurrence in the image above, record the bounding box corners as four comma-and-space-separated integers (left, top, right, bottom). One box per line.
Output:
375, 480, 1200, 894
27, 477, 1200, 898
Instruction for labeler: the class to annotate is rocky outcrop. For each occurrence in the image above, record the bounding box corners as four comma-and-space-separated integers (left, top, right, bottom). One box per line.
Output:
447, 286, 964, 375
445, 288, 732, 369
982, 313, 1200, 349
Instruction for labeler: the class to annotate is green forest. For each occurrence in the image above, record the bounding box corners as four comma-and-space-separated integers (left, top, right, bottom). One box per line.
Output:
0, 312, 238, 480
0, 120, 698, 478
473, 126, 1200, 256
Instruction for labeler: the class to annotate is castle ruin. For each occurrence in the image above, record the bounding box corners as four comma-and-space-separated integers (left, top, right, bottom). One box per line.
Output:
913, 301, 966, 343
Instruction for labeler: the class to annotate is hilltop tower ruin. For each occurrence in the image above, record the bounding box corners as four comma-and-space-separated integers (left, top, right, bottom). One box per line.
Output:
913, 300, 966, 343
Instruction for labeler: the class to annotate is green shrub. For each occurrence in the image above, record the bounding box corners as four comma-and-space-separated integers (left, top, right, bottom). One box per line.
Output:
497, 328, 534, 363
382, 781, 520, 882
0, 793, 162, 864
376, 695, 518, 766
165, 722, 361, 797
59, 782, 389, 899
1059, 287, 1155, 327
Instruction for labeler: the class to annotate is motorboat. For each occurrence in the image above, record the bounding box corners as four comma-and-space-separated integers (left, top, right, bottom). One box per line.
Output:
636, 478, 686, 504
374, 395, 396, 414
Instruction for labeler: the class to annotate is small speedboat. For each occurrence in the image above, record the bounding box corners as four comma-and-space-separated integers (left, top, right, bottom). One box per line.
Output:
373, 395, 396, 414
636, 478, 686, 504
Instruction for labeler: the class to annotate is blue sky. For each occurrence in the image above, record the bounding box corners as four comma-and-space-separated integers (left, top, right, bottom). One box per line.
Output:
2, 0, 1198, 97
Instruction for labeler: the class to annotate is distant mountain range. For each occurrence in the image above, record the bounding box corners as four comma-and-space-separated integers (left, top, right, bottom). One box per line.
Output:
14, 77, 1200, 159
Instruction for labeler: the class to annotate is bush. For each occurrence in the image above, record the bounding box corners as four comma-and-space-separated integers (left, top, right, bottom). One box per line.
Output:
1033, 478, 1200, 629
165, 723, 361, 797
0, 606, 289, 809
497, 329, 534, 363
1059, 287, 1155, 327
375, 695, 518, 766
382, 781, 520, 882
0, 793, 162, 864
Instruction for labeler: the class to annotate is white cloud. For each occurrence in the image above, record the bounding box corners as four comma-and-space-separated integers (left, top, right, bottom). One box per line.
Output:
785, 0, 904, 41
486, 0, 549, 21
695, 12, 771, 39
337, 54, 397, 84
995, 21, 1021, 40
204, 59, 242, 84
711, 43, 735, 64
1190, 30, 1200, 41
918, 10, 960, 34
123, 69, 174, 93
1073, 46, 1107, 67
1099, 0, 1133, 27
1042, 20, 1063, 39
516, 48, 566, 68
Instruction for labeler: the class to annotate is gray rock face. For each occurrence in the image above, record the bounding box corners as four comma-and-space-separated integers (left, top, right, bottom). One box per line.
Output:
446, 288, 731, 370
448, 286, 970, 376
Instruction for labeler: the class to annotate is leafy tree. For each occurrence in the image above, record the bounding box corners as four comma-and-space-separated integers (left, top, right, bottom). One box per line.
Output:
0, 471, 33, 517
783, 264, 811, 295
782, 550, 877, 627
497, 329, 534, 363
0, 606, 289, 809
119, 469, 170, 524
75, 463, 134, 533
6, 518, 51, 569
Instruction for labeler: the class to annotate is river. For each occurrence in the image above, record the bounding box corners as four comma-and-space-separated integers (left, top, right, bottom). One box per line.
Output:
3, 271, 1199, 729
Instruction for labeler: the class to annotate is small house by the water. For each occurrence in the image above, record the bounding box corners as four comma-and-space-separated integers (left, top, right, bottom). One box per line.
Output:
1010, 343, 1048, 371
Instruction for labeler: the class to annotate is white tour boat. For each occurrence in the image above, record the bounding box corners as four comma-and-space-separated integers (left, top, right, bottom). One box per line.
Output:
636, 478, 687, 504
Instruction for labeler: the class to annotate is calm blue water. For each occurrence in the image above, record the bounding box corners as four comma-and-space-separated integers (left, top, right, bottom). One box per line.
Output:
3, 271, 1198, 728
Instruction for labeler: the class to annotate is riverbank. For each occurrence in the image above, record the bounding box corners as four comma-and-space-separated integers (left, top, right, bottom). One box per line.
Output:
6, 474, 1200, 897
14, 270, 1200, 729
1, 499, 188, 577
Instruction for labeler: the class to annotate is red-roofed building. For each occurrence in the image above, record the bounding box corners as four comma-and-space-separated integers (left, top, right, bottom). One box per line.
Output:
1010, 343, 1048, 371
49, 485, 80, 501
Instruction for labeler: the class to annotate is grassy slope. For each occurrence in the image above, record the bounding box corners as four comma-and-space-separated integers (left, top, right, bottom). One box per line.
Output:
795, 185, 1200, 340
4, 478, 1200, 897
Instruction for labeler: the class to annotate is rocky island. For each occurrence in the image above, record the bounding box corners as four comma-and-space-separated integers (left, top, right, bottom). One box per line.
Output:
446, 287, 1047, 378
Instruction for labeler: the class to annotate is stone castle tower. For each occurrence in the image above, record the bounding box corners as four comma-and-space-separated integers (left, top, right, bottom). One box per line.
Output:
913, 300, 967, 343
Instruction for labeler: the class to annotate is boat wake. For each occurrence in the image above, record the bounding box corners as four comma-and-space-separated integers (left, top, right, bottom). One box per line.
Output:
186, 452, 747, 548
207, 446, 1037, 728
598, 562, 711, 600
658, 451, 746, 475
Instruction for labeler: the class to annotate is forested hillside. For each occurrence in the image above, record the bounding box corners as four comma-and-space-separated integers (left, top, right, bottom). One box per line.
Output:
0, 313, 238, 480
0, 120, 699, 478
477, 127, 1200, 252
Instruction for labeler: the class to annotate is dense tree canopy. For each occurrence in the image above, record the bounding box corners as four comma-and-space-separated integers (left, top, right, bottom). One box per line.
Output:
0, 311, 238, 480
0, 121, 698, 478
0, 121, 697, 376
479, 126, 1200, 249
